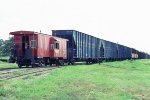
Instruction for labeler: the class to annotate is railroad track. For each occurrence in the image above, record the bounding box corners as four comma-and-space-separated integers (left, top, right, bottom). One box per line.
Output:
0, 68, 31, 75
0, 67, 58, 80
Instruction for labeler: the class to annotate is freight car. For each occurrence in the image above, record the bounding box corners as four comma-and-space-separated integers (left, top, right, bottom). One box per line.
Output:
52, 30, 102, 63
9, 31, 68, 68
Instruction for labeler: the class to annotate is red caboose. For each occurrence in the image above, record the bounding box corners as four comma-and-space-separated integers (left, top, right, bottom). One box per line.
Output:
9, 31, 68, 68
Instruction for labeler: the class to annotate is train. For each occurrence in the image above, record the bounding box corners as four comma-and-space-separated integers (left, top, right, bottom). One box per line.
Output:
9, 30, 150, 68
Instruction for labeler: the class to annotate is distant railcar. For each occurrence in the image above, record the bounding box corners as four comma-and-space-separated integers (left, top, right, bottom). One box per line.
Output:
138, 51, 150, 59
9, 31, 68, 67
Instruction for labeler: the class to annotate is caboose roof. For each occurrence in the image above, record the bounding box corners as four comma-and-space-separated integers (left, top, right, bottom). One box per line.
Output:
9, 31, 39, 35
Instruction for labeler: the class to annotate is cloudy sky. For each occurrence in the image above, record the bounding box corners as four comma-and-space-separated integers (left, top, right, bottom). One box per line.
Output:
0, 0, 150, 53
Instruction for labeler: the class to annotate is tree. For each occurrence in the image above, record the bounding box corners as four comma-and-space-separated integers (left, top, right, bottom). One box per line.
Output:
0, 37, 14, 56
0, 39, 4, 57
0, 39, 4, 46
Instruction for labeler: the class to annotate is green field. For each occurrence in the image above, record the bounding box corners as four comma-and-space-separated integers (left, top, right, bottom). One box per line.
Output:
0, 60, 150, 100
0, 61, 17, 69
0, 56, 17, 69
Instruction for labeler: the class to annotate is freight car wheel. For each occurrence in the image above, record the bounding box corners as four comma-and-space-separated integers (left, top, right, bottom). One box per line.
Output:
31, 64, 36, 68
39, 60, 44, 67
49, 63, 52, 66
39, 63, 44, 67
71, 61, 74, 65
18, 64, 22, 68
26, 63, 30, 68
59, 60, 64, 66
26, 66, 29, 68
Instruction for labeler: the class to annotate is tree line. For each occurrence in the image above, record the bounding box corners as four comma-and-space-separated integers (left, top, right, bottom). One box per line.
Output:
0, 37, 14, 57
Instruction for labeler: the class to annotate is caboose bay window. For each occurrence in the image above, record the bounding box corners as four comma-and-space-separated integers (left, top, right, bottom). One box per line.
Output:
30, 40, 37, 48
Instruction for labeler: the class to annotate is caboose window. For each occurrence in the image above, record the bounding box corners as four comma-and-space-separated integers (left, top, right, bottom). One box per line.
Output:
30, 40, 37, 48
51, 44, 54, 49
55, 42, 59, 49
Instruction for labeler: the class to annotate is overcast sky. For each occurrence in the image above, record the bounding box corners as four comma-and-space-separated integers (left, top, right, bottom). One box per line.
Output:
0, 0, 150, 53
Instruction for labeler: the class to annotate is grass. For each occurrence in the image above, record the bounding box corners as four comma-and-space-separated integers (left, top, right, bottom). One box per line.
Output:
0, 59, 150, 100
0, 56, 9, 60
0, 61, 17, 69
0, 56, 17, 69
